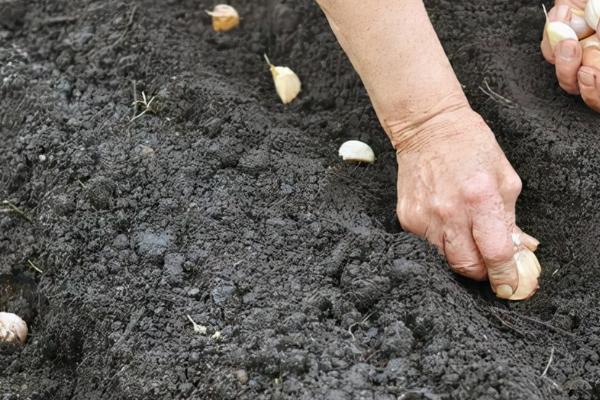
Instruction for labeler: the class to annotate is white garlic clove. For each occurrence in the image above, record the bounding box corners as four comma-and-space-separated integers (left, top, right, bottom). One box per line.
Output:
206, 4, 240, 32
508, 249, 542, 301
338, 140, 376, 164
0, 312, 28, 345
585, 0, 600, 31
570, 9, 595, 39
264, 55, 301, 104
546, 21, 579, 50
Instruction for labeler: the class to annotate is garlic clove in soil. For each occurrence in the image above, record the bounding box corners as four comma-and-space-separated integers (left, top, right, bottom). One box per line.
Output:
508, 249, 542, 301
206, 4, 240, 32
264, 55, 301, 104
570, 8, 596, 39
0, 312, 28, 345
585, 0, 600, 31
338, 140, 376, 164
546, 21, 579, 49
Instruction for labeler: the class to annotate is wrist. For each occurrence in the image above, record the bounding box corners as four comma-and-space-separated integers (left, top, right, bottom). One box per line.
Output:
383, 93, 481, 153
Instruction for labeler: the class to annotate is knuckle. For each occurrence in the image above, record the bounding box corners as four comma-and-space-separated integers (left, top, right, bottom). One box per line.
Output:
483, 244, 513, 267
462, 174, 496, 204
451, 263, 487, 281
397, 204, 421, 233
503, 173, 522, 196
432, 201, 455, 221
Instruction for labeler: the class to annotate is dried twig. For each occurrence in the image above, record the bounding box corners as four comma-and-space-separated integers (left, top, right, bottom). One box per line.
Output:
1, 200, 32, 223
542, 346, 555, 377
27, 260, 43, 274
491, 307, 576, 338
131, 91, 158, 122
479, 78, 516, 108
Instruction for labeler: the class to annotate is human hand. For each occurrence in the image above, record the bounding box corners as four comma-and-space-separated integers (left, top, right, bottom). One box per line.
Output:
394, 106, 539, 299
541, 0, 600, 111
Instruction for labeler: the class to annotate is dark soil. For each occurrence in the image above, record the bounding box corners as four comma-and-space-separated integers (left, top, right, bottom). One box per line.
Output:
1, 0, 599, 399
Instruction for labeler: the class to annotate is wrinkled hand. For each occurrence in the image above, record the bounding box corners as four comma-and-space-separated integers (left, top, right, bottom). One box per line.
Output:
541, 0, 600, 111
395, 107, 539, 298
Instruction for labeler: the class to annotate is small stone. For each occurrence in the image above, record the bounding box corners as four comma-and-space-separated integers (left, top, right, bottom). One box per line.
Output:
211, 284, 235, 305
113, 234, 129, 250
234, 369, 248, 385
86, 176, 116, 210
136, 144, 155, 156
135, 231, 171, 259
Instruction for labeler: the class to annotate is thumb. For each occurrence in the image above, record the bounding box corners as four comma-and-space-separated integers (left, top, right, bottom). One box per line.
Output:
470, 195, 518, 299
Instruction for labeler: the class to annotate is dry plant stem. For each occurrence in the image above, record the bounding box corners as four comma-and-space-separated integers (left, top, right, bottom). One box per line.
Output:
131, 91, 157, 122
542, 347, 555, 377
1, 200, 32, 223
27, 260, 43, 274
316, 0, 470, 151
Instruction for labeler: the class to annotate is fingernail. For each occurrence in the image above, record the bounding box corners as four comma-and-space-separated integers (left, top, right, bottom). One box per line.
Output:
579, 70, 596, 87
558, 43, 576, 59
496, 284, 514, 299
555, 5, 570, 21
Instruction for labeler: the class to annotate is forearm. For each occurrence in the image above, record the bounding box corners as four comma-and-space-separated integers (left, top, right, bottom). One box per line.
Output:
317, 0, 471, 150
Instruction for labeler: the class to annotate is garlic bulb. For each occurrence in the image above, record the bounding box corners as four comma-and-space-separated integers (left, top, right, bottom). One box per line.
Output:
206, 4, 240, 32
546, 21, 579, 49
264, 55, 301, 104
570, 8, 595, 39
0, 312, 28, 345
338, 140, 375, 164
508, 249, 542, 301
585, 0, 600, 31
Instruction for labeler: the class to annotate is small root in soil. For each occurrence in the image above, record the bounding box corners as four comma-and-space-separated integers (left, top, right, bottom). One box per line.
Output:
131, 90, 159, 122
0, 200, 32, 223
26, 260, 43, 274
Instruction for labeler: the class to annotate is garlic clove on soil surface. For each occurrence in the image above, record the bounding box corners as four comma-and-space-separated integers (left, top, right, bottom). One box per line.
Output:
338, 140, 376, 164
508, 249, 542, 301
0, 312, 28, 345
264, 55, 301, 104
585, 0, 600, 31
206, 4, 240, 32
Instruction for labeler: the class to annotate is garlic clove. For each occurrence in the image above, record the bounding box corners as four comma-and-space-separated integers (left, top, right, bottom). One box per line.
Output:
585, 0, 600, 31
570, 8, 595, 39
508, 249, 542, 301
338, 140, 376, 164
265, 55, 301, 104
0, 312, 28, 345
206, 4, 240, 32
546, 21, 579, 49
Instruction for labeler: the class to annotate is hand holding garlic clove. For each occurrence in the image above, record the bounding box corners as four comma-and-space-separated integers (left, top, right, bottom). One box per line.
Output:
541, 1, 600, 112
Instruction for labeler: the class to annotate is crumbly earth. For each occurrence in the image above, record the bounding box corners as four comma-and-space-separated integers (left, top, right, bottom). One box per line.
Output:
1, 0, 599, 399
